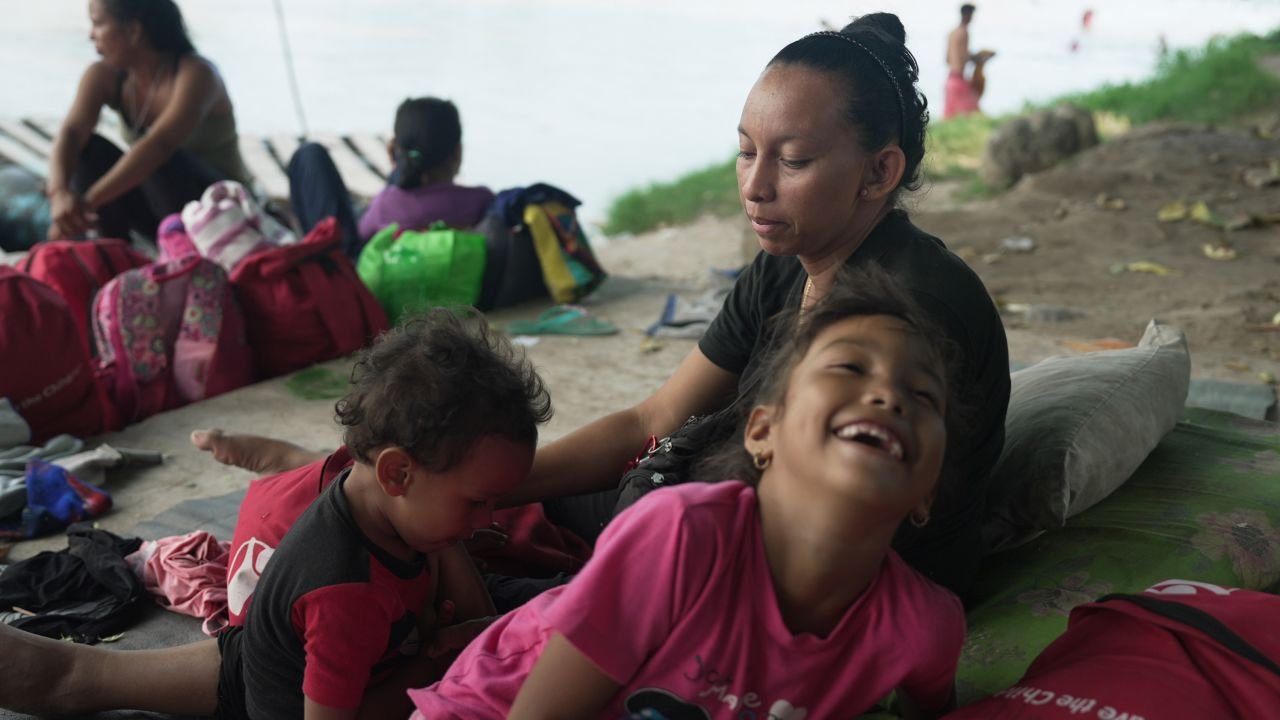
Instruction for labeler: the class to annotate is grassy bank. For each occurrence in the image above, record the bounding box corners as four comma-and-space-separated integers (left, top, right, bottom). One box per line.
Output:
604, 31, 1280, 235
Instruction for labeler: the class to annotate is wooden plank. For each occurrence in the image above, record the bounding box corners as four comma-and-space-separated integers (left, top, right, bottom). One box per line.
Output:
0, 119, 53, 159
27, 115, 128, 152
0, 130, 47, 176
311, 132, 384, 198
267, 134, 300, 171
346, 133, 393, 179
237, 136, 291, 200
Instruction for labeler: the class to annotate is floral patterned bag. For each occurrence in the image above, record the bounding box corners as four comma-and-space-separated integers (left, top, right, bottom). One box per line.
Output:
93, 255, 255, 425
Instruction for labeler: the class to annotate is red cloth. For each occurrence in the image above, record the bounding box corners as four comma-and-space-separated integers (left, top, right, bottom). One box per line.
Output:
944, 71, 980, 119
131, 531, 231, 635
945, 580, 1280, 718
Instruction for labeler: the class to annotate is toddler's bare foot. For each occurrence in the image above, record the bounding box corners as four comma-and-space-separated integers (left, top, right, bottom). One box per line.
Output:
190, 429, 323, 475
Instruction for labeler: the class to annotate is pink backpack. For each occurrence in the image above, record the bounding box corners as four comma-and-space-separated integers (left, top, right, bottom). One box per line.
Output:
93, 256, 255, 424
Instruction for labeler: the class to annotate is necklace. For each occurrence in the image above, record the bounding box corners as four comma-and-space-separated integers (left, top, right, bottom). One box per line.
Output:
128, 63, 169, 135
801, 277, 814, 312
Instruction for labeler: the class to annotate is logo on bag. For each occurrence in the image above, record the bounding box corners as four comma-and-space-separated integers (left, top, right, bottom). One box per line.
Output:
17, 365, 83, 410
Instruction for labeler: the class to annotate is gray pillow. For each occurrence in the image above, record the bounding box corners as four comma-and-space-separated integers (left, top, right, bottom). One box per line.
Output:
982, 320, 1191, 554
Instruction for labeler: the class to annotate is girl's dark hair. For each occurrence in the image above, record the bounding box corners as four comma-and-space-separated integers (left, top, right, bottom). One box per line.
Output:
696, 264, 968, 491
337, 309, 552, 472
769, 13, 929, 199
103, 0, 197, 56
393, 97, 463, 190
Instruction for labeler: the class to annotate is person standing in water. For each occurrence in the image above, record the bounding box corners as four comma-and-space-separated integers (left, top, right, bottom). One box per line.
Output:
944, 4, 995, 119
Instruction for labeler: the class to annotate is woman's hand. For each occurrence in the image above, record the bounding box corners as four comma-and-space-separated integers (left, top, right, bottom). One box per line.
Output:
47, 188, 97, 239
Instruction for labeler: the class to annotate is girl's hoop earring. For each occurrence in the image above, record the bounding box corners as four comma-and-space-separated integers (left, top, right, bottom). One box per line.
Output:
909, 511, 930, 528
752, 452, 771, 471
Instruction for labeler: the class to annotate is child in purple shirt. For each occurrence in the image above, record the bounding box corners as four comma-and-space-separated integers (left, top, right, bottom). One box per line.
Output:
286, 97, 493, 258
356, 97, 495, 241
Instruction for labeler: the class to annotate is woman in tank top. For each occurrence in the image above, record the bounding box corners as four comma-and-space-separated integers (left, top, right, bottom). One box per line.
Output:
45, 0, 252, 242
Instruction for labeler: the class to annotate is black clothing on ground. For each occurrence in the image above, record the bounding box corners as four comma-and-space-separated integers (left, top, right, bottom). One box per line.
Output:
698, 209, 1011, 599
0, 523, 145, 643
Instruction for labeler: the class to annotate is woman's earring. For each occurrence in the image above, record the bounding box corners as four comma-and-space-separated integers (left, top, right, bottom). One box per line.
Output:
909, 510, 930, 528
752, 452, 771, 471
859, 188, 869, 198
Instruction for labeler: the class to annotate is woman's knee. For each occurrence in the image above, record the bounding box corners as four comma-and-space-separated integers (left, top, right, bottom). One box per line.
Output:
287, 142, 339, 178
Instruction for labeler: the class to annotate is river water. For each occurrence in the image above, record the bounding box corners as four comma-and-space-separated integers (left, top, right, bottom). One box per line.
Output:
3, 0, 1279, 222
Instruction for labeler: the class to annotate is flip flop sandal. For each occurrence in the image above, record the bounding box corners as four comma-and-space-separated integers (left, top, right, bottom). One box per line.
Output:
508, 305, 619, 336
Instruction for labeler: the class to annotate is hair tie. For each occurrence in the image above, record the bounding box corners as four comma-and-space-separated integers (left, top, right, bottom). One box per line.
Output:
803, 30, 907, 143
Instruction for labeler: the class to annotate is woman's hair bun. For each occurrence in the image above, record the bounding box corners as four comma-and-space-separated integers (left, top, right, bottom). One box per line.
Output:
844, 12, 906, 44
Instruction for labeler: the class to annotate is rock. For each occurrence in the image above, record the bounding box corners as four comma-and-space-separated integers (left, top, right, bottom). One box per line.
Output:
980, 104, 1100, 188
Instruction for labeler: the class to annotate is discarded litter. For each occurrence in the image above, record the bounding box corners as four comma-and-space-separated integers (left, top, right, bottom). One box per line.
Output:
1003, 303, 1086, 323
1272, 311, 1280, 326
999, 236, 1037, 253
1202, 242, 1238, 261
1242, 161, 1280, 189
1157, 200, 1189, 223
1261, 371, 1277, 386
1095, 193, 1127, 211
1110, 261, 1180, 277
639, 337, 665, 354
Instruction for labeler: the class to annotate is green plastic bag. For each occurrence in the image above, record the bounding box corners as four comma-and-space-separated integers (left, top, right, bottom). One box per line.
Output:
357, 221, 487, 324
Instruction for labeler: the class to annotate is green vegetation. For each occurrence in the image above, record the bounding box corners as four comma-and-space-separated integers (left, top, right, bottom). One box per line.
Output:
603, 31, 1280, 235
602, 157, 741, 236
1056, 32, 1280, 125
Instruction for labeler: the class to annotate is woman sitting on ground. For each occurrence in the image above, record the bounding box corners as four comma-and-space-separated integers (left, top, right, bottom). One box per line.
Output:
46, 0, 253, 242
287, 97, 495, 258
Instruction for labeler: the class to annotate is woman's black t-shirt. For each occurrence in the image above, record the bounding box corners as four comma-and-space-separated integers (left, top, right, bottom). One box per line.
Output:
698, 210, 1010, 596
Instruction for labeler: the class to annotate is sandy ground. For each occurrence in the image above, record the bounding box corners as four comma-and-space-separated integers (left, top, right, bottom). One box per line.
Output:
5, 120, 1279, 562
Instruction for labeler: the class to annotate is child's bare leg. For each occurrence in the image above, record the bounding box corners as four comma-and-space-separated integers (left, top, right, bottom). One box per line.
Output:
191, 428, 326, 475
0, 625, 220, 716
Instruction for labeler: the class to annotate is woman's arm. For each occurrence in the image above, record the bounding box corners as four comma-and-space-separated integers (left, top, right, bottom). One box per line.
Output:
501, 346, 739, 507
508, 632, 622, 720
82, 56, 220, 211
46, 63, 116, 238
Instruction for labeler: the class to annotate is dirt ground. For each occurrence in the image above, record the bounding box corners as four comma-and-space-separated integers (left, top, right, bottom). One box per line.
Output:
915, 122, 1280, 384
5, 121, 1278, 563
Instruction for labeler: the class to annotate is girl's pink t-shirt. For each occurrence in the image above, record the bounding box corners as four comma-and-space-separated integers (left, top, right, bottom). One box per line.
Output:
410, 481, 965, 719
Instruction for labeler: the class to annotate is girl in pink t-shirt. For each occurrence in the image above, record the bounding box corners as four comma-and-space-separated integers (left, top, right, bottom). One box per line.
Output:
409, 265, 967, 719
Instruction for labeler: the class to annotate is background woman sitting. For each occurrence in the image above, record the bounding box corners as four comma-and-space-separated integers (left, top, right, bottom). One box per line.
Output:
46, 0, 253, 242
